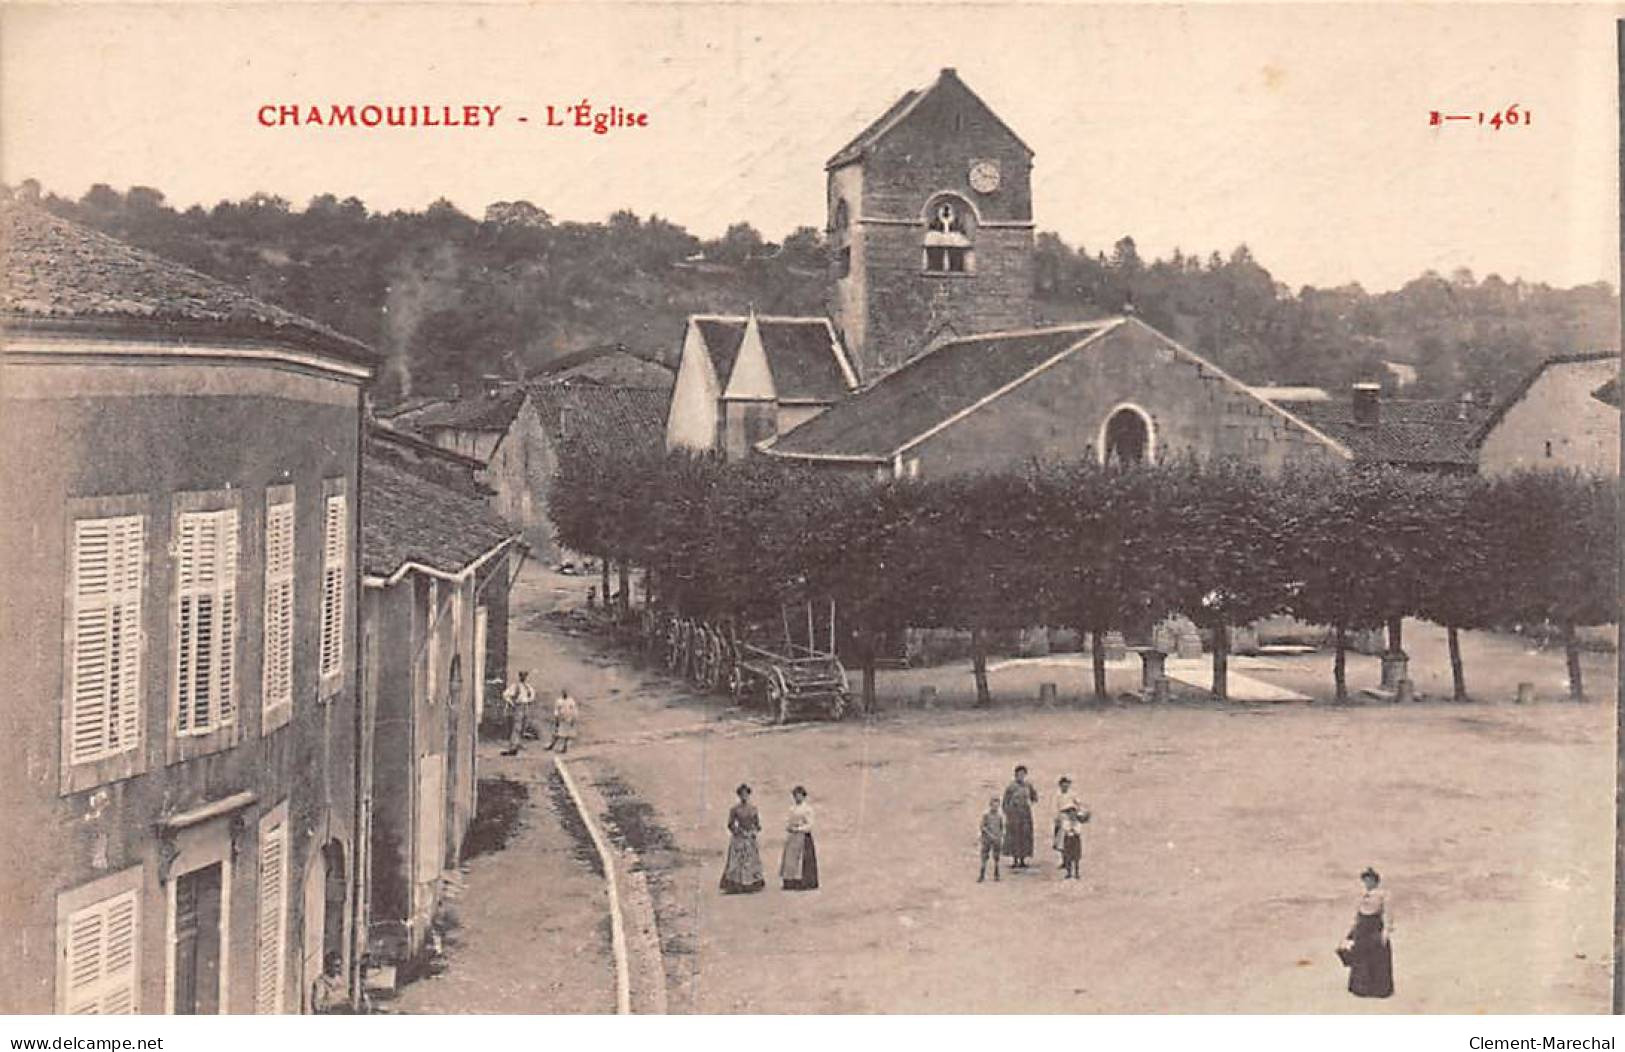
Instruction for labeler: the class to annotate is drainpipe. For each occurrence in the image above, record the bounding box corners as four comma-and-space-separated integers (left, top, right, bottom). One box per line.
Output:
351, 382, 368, 1010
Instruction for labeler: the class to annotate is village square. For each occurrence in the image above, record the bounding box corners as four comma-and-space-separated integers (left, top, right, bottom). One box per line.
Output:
1, 8, 1620, 1021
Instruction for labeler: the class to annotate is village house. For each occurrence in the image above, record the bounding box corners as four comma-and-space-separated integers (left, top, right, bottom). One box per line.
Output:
665, 313, 858, 459
396, 368, 669, 560
1259, 383, 1490, 474
358, 443, 522, 971
0, 206, 376, 1014
1473, 352, 1621, 476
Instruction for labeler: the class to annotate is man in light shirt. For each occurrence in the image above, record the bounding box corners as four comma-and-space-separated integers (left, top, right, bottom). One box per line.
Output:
501, 670, 537, 755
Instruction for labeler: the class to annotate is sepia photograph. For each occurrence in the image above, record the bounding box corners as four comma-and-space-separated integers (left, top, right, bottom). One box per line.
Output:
0, 0, 1620, 1027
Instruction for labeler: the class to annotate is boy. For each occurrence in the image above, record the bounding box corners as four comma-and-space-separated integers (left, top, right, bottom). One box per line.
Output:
978, 797, 1005, 882
1059, 797, 1091, 880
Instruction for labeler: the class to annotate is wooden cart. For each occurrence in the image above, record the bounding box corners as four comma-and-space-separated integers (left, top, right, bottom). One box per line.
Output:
726, 601, 851, 723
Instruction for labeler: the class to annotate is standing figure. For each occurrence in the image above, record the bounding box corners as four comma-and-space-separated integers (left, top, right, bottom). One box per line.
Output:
501, 670, 536, 756
1057, 790, 1090, 880
1002, 765, 1039, 869
310, 951, 350, 1014
1052, 775, 1081, 866
978, 797, 1005, 883
780, 786, 819, 890
1343, 867, 1395, 998
720, 784, 765, 894
546, 687, 579, 753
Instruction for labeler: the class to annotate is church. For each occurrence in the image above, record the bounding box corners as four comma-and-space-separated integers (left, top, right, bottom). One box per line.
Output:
665, 68, 1351, 478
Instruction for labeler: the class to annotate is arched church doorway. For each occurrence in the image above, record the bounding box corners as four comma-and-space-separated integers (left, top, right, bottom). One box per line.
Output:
1103, 406, 1151, 465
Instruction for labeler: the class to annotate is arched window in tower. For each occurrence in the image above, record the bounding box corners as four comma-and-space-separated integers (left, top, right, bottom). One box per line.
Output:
1103, 406, 1152, 465
831, 198, 851, 278
922, 196, 975, 274
832, 198, 849, 232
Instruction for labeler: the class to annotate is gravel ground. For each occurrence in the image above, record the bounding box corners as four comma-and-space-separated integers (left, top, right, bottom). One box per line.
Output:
513, 566, 1616, 1014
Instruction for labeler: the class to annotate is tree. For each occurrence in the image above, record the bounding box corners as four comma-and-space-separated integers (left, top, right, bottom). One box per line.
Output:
1411, 474, 1497, 701
1164, 458, 1293, 700
484, 200, 552, 228
1489, 470, 1619, 700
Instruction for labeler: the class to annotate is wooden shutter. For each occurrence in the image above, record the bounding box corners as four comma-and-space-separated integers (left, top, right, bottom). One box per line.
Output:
319, 494, 346, 679
255, 817, 287, 1013
262, 500, 295, 715
63, 890, 139, 1013
175, 510, 238, 734
69, 516, 144, 765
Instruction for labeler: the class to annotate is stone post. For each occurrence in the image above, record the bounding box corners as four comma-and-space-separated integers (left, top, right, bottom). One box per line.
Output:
1515, 682, 1535, 705
1380, 650, 1409, 690
1138, 649, 1168, 693
1039, 682, 1058, 707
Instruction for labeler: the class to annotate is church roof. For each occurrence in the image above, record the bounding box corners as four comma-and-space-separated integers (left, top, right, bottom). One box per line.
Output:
762, 321, 1119, 461
1, 204, 378, 369
690, 314, 855, 403
826, 68, 1034, 170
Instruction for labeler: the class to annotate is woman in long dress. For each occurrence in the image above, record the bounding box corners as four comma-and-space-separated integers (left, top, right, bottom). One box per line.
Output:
1344, 867, 1395, 998
720, 784, 765, 893
780, 786, 819, 890
1002, 765, 1038, 868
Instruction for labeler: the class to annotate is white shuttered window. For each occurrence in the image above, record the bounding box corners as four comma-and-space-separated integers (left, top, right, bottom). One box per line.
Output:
318, 494, 346, 680
262, 498, 295, 717
255, 813, 288, 1013
69, 515, 144, 765
175, 509, 238, 734
63, 889, 139, 1013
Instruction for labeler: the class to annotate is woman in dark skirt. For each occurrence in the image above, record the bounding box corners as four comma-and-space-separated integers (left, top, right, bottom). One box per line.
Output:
1344, 867, 1395, 998
780, 786, 819, 890
720, 784, 765, 893
1002, 765, 1038, 868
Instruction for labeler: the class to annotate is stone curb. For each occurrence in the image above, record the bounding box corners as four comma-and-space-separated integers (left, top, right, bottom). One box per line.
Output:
552, 755, 633, 1015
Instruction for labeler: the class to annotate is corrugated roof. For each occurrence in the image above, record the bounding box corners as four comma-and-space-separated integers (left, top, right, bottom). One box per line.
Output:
1, 205, 378, 367
532, 382, 669, 459
361, 454, 519, 579
1470, 352, 1621, 446
765, 322, 1116, 460
1277, 397, 1491, 467
409, 386, 528, 432
691, 316, 851, 402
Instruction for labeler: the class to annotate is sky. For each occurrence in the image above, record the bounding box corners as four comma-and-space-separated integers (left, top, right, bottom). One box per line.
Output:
1, 2, 1619, 293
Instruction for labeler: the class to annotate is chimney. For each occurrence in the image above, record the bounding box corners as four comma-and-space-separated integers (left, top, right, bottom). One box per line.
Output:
1352, 382, 1380, 427
1456, 390, 1474, 421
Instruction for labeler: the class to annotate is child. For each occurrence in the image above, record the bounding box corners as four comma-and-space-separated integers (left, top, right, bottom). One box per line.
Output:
1059, 797, 1091, 880
978, 797, 1005, 883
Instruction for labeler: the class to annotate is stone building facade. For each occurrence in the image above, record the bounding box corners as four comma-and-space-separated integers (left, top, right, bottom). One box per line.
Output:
826, 68, 1036, 383
1474, 353, 1620, 477
0, 206, 376, 1014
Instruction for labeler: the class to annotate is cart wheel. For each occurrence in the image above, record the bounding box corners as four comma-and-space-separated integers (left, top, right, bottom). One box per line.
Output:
767, 679, 787, 724
832, 692, 850, 721
727, 664, 743, 702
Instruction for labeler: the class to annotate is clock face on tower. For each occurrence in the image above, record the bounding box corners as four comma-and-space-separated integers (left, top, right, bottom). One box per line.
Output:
968, 159, 1001, 194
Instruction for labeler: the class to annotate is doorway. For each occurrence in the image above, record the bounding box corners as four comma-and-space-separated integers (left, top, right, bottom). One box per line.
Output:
173, 863, 224, 1014
1104, 406, 1151, 464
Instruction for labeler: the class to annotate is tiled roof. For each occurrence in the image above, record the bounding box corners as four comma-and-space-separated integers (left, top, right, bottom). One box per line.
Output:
826, 69, 1033, 170
765, 322, 1117, 460
1277, 397, 1491, 467
409, 386, 528, 432
540, 344, 674, 389
1, 205, 377, 367
532, 382, 669, 459
361, 453, 519, 579
692, 316, 851, 402
1471, 352, 1621, 446
365, 422, 488, 494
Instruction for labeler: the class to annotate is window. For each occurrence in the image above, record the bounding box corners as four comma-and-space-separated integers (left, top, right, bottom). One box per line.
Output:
68, 515, 144, 765
255, 808, 288, 1014
175, 509, 238, 735
262, 494, 295, 727
319, 492, 346, 682
922, 198, 974, 274
61, 887, 139, 1013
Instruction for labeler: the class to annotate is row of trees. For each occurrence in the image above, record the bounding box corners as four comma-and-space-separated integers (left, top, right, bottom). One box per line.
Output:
9, 181, 1616, 405
551, 447, 1617, 709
